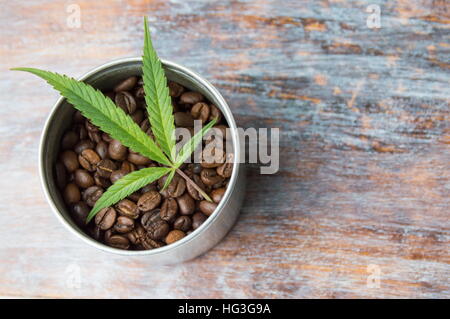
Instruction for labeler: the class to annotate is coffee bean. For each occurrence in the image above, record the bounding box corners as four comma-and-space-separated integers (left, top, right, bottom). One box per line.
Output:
61, 131, 79, 150
74, 139, 95, 154
115, 199, 139, 219
167, 175, 186, 198
169, 81, 185, 97
127, 191, 141, 203
165, 230, 185, 245
95, 207, 117, 230
180, 91, 203, 105
127, 151, 151, 165
89, 225, 103, 241
200, 168, 224, 186
216, 157, 233, 178
201, 146, 225, 168
74, 124, 88, 140
102, 132, 113, 143
174, 112, 194, 127
120, 161, 135, 173
209, 104, 222, 122
82, 185, 103, 207
114, 76, 137, 92
108, 139, 127, 160
134, 87, 145, 99
126, 224, 146, 245
61, 150, 79, 173
173, 216, 192, 232
114, 215, 135, 233
74, 169, 94, 188
110, 169, 127, 184
88, 130, 102, 143
140, 118, 150, 132
96, 159, 116, 178
71, 201, 89, 226
141, 210, 169, 240
94, 171, 111, 188
115, 91, 137, 114
138, 191, 161, 212
160, 198, 178, 222
199, 200, 217, 216
192, 212, 207, 229
130, 109, 144, 124
55, 161, 67, 189
79, 149, 101, 172
211, 187, 226, 203
141, 233, 164, 249
141, 183, 157, 193
106, 234, 130, 250
186, 174, 206, 200
95, 141, 108, 159
64, 183, 80, 204
191, 102, 210, 123
177, 193, 195, 215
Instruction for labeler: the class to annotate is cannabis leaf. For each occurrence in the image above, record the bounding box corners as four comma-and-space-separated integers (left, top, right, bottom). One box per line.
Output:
142, 17, 176, 162
87, 167, 171, 222
11, 68, 171, 167
12, 17, 219, 223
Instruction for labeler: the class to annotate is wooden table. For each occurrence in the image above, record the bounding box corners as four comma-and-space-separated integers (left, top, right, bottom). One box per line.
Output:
0, 0, 448, 298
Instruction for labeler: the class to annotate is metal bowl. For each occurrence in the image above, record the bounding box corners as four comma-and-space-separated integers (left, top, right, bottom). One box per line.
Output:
39, 57, 245, 263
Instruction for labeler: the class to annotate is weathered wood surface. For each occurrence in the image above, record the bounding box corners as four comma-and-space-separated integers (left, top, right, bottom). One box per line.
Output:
0, 0, 449, 298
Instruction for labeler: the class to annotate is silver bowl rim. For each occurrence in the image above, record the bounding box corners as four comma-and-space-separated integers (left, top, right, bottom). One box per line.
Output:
39, 57, 241, 256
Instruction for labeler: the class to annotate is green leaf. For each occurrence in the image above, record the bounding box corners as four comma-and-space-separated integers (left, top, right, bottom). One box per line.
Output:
175, 119, 216, 167
86, 167, 171, 223
12, 67, 171, 167
142, 17, 176, 161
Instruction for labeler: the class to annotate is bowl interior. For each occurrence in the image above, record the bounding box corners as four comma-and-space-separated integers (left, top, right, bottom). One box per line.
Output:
40, 59, 238, 253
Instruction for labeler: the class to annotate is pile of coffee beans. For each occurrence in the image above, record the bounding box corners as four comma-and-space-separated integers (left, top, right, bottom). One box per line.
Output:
55, 76, 233, 250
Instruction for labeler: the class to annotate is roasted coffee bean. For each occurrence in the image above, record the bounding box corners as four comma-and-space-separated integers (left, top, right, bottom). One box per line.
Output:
114, 76, 137, 92
160, 198, 178, 222
141, 210, 169, 240
95, 141, 108, 159
74, 169, 94, 188
167, 175, 186, 198
180, 91, 203, 105
71, 201, 89, 226
211, 187, 226, 203
177, 193, 195, 215
174, 112, 194, 127
127, 151, 151, 165
74, 124, 88, 140
134, 87, 145, 99
168, 81, 184, 97
165, 230, 185, 245
141, 183, 157, 193
127, 224, 146, 245
173, 216, 192, 232
89, 226, 103, 241
96, 159, 116, 178
186, 174, 206, 200
141, 233, 164, 249
201, 146, 225, 168
138, 191, 161, 212
217, 161, 233, 178
209, 104, 222, 122
64, 183, 81, 204
115, 91, 137, 114
140, 118, 150, 132
199, 200, 218, 216
94, 171, 111, 188
61, 131, 79, 150
85, 120, 99, 133
108, 139, 127, 160
126, 192, 140, 203
192, 212, 207, 230
102, 132, 113, 143
116, 199, 139, 219
61, 150, 79, 173
88, 130, 102, 143
82, 186, 103, 207
130, 109, 144, 124
204, 125, 227, 145
110, 169, 127, 184
120, 161, 135, 173
107, 234, 130, 250
191, 102, 210, 123
74, 139, 95, 154
95, 207, 117, 230
114, 216, 135, 233
79, 149, 101, 172
55, 161, 67, 189
200, 168, 224, 186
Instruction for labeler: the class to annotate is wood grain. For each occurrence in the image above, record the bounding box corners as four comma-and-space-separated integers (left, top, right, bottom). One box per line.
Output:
0, 0, 449, 298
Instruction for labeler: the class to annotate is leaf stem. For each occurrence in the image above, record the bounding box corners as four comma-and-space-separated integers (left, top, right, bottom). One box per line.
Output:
175, 168, 213, 202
